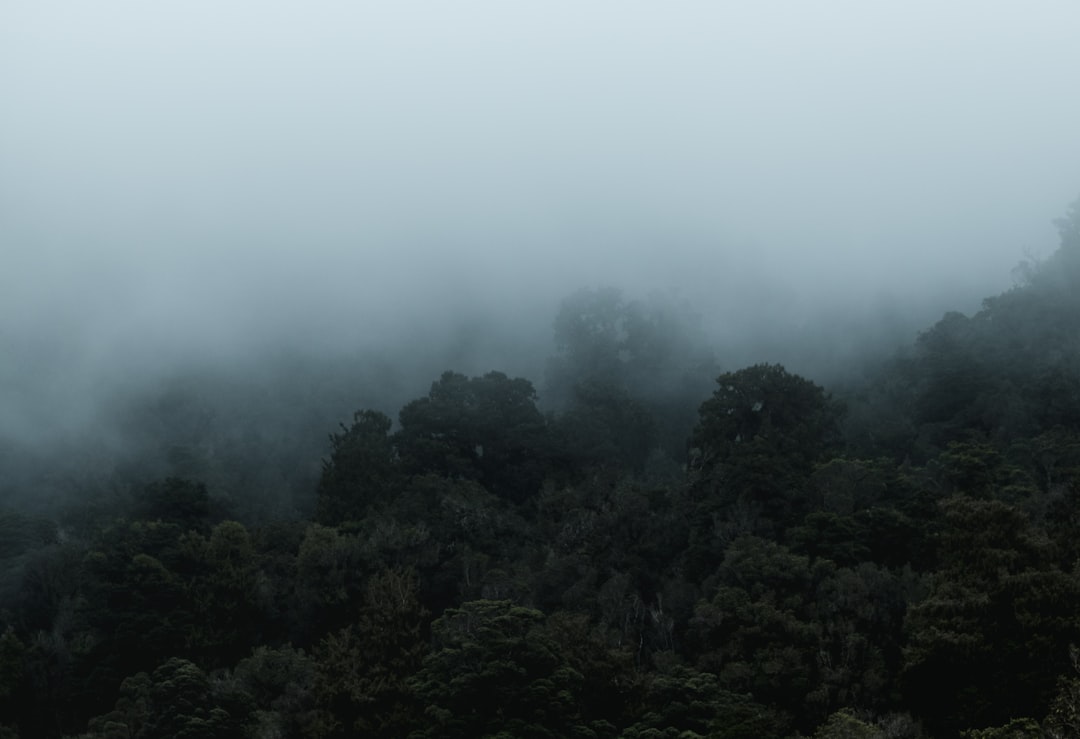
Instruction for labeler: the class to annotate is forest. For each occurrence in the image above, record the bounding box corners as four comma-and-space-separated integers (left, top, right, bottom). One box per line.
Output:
2, 199, 1080, 738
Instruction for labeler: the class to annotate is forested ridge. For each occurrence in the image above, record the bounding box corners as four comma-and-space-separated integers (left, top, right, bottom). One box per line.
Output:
2, 202, 1080, 738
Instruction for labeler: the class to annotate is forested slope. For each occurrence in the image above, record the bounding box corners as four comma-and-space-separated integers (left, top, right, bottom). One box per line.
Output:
2, 202, 1080, 738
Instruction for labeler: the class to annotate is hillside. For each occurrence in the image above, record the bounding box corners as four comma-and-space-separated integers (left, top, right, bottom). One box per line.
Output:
2, 202, 1080, 738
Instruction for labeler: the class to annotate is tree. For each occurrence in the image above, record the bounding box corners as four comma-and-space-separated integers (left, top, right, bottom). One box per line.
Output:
178, 521, 261, 666
79, 520, 196, 690
902, 496, 1080, 735
315, 410, 402, 525
693, 365, 842, 468
1043, 651, 1080, 739
546, 287, 718, 464
688, 364, 843, 543
0, 628, 25, 737
550, 379, 656, 473
622, 663, 788, 739
408, 600, 596, 738
229, 645, 326, 739
314, 568, 428, 737
81, 658, 252, 738
135, 477, 211, 531
547, 287, 629, 400
396, 372, 550, 503
812, 709, 882, 739
0, 511, 57, 559
1051, 194, 1080, 266
892, 198, 1080, 451
687, 536, 830, 731
961, 717, 1043, 739
293, 524, 366, 640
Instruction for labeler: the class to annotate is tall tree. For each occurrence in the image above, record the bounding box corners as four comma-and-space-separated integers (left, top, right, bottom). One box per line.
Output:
315, 410, 402, 525
688, 364, 843, 543
396, 371, 550, 503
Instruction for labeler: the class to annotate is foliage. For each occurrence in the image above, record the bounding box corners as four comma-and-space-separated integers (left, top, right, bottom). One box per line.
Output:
396, 371, 551, 503
901, 496, 1080, 735
546, 287, 719, 467
622, 663, 788, 738
812, 709, 882, 739
408, 599, 595, 738
961, 717, 1044, 739
80, 657, 252, 739
8, 203, 1080, 737
134, 477, 214, 531
230, 645, 325, 739
315, 410, 401, 524
686, 364, 843, 552
551, 380, 657, 473
314, 568, 428, 737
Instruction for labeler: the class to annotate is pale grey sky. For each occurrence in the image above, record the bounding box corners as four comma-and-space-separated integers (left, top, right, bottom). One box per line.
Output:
2, 2, 1079, 414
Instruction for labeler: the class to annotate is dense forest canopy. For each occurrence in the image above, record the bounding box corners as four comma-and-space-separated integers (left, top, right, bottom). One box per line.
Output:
1, 201, 1079, 738
6, 3, 1080, 735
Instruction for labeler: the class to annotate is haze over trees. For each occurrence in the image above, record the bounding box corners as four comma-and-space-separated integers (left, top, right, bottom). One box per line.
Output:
5, 4, 1080, 737
0, 200, 1078, 737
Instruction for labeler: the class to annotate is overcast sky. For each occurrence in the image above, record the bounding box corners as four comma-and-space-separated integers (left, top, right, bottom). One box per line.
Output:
3, 2, 1080, 418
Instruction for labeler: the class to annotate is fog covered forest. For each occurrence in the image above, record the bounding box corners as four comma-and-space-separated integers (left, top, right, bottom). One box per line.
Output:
0, 203, 1078, 738
6, 3, 1080, 738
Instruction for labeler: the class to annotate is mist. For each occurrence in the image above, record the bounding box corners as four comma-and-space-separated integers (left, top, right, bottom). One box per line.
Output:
3, 2, 1080, 482
7, 8, 1080, 734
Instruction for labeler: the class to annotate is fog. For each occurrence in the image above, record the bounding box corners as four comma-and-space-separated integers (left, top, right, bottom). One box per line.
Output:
3, 2, 1080, 462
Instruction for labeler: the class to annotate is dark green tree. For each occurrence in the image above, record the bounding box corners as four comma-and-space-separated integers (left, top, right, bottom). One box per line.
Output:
687, 364, 843, 546
292, 524, 366, 640
550, 379, 656, 473
228, 645, 327, 739
902, 496, 1080, 735
136, 477, 212, 531
687, 536, 829, 731
408, 600, 597, 738
1043, 652, 1080, 739
314, 568, 428, 737
81, 657, 252, 738
0, 629, 24, 738
961, 717, 1043, 738
178, 521, 261, 666
622, 662, 788, 739
77, 519, 199, 702
811, 709, 882, 739
396, 371, 550, 503
315, 410, 402, 525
